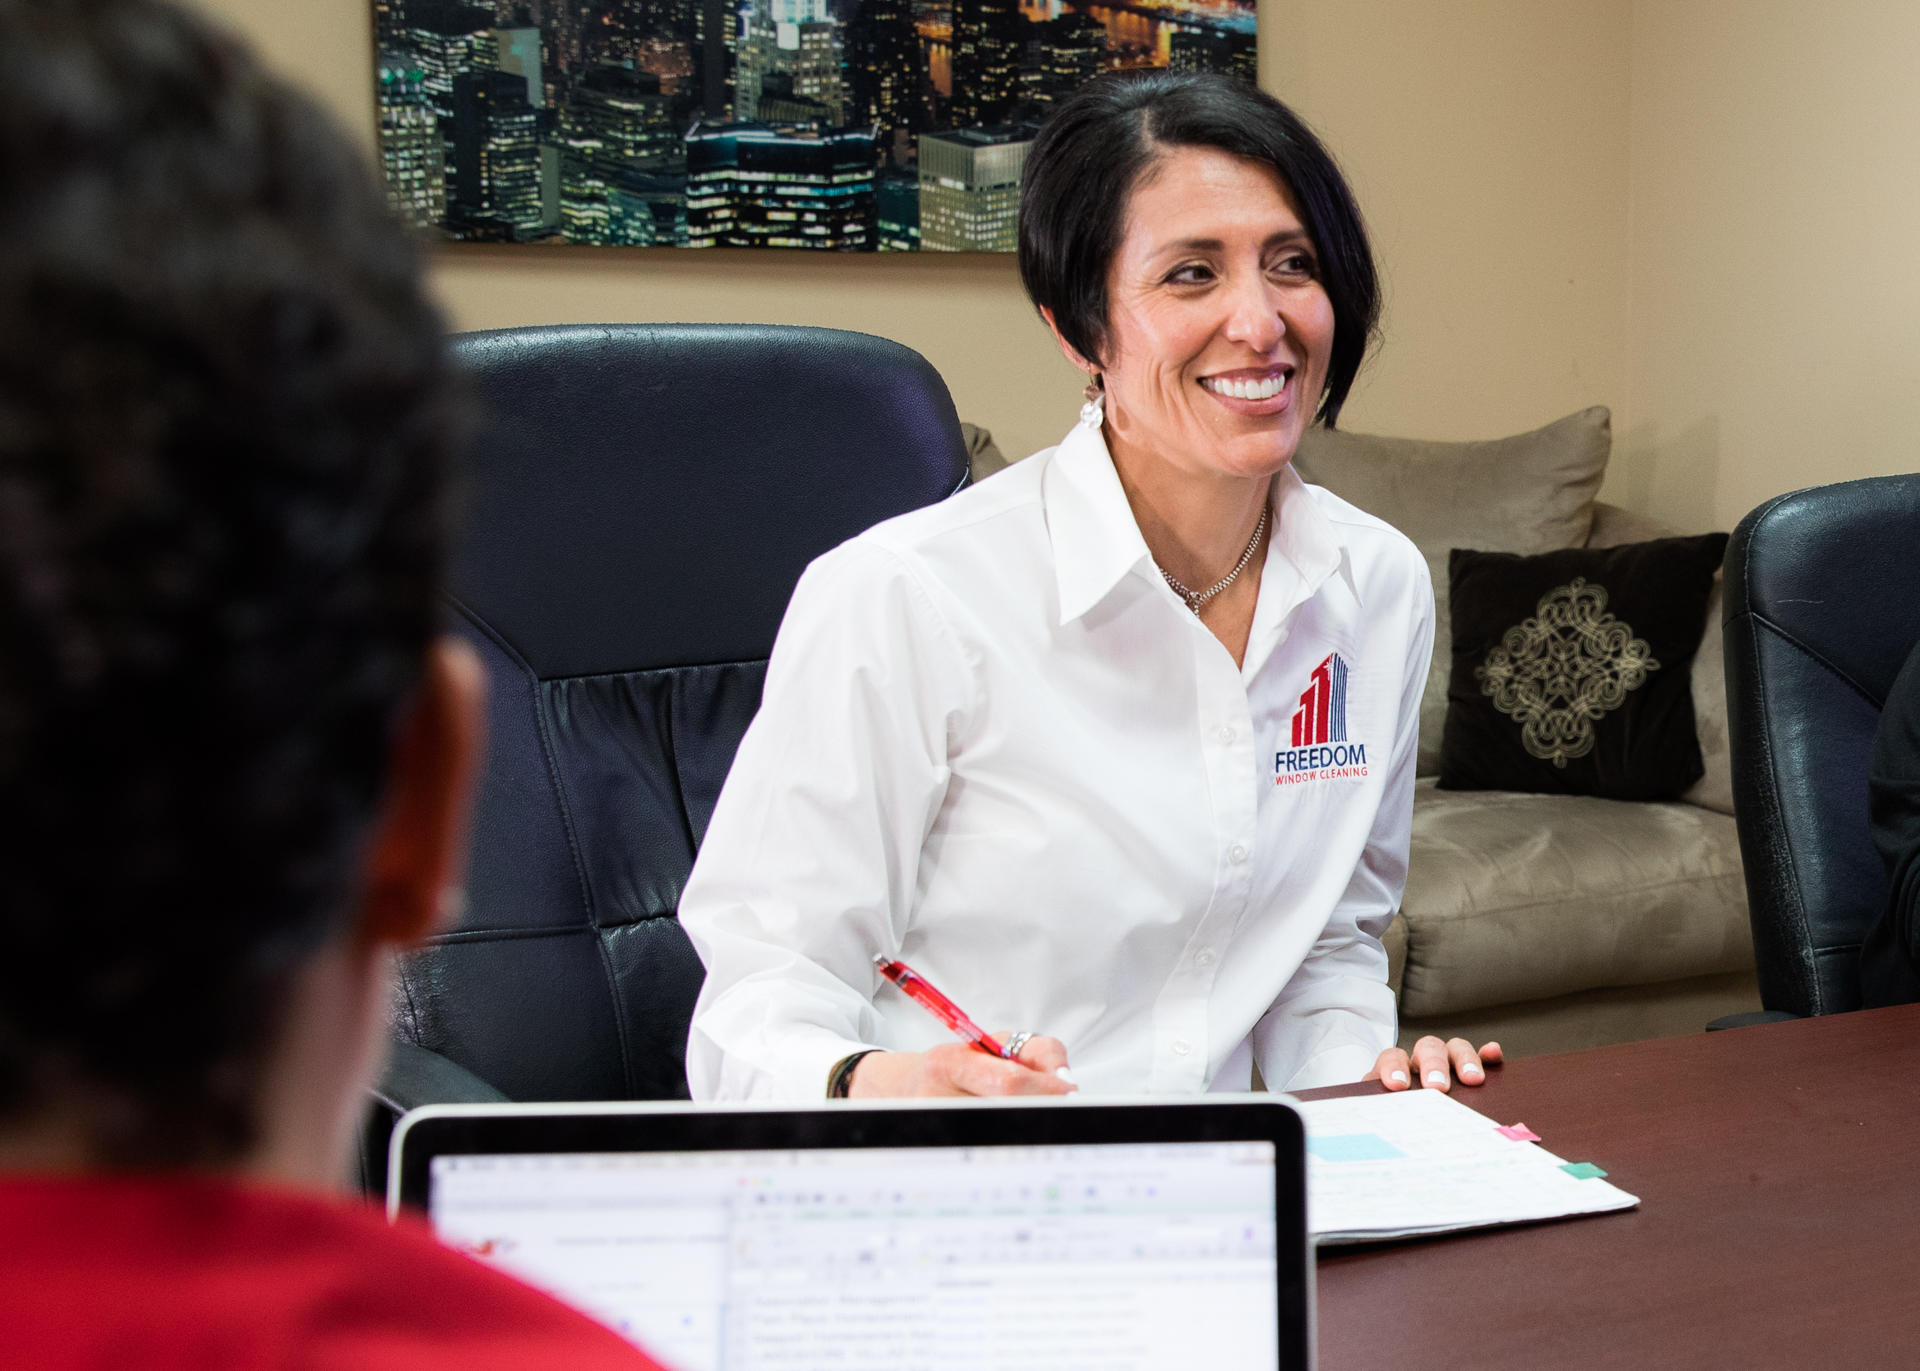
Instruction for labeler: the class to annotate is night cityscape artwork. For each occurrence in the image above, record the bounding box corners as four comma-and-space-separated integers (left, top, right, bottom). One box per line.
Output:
374, 0, 1257, 250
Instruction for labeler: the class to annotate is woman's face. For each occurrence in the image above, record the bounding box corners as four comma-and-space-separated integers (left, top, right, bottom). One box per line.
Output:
1093, 144, 1335, 483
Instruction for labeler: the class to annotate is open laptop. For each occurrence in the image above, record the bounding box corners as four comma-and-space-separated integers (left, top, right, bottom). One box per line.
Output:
391, 1096, 1312, 1370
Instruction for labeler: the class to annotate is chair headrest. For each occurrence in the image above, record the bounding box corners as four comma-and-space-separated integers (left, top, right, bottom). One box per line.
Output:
1726, 471, 1920, 706
448, 323, 970, 677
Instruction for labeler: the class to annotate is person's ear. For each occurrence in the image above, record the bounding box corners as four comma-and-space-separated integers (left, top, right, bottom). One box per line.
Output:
1039, 306, 1099, 379
354, 637, 487, 950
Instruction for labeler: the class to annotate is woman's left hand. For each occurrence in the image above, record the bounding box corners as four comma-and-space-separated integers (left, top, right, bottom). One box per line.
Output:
1367, 1037, 1502, 1092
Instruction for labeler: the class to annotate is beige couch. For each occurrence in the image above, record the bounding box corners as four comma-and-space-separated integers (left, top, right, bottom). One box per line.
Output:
1296, 408, 1757, 1055
971, 408, 1759, 1058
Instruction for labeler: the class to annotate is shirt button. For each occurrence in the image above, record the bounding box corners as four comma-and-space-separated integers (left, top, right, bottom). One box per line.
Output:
1216, 725, 1237, 744
1194, 948, 1216, 968
1171, 1039, 1192, 1057
1229, 844, 1249, 864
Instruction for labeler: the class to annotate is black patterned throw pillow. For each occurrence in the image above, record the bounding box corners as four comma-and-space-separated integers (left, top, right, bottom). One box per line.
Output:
1438, 533, 1729, 799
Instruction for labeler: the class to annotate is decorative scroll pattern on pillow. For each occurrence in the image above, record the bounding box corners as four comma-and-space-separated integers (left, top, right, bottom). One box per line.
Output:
1475, 579, 1659, 767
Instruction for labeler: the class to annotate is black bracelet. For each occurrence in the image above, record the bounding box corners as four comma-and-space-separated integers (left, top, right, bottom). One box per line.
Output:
826, 1050, 878, 1099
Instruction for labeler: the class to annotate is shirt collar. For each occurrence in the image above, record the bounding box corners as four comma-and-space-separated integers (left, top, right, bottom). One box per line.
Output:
1045, 419, 1157, 625
1267, 461, 1359, 609
1045, 419, 1362, 626
1240, 462, 1360, 679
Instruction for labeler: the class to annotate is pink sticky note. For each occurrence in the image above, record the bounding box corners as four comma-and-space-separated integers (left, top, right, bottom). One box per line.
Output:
1496, 1123, 1542, 1142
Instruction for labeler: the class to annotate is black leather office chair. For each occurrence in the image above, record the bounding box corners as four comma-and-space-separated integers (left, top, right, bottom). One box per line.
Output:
360, 324, 969, 1188
1722, 474, 1920, 1022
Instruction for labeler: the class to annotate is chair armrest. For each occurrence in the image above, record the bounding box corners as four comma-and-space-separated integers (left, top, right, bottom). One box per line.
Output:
356, 1042, 509, 1199
371, 1039, 510, 1116
1706, 1010, 1801, 1031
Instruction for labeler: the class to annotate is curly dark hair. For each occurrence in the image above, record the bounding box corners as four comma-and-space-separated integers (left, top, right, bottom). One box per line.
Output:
1019, 71, 1380, 429
0, 0, 461, 1164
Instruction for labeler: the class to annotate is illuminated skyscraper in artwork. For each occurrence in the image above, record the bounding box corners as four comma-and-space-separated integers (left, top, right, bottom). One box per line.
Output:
735, 1, 844, 126
949, 0, 1023, 127
1038, 11, 1104, 108
560, 65, 681, 243
685, 123, 878, 249
399, 0, 497, 123
789, 22, 845, 122
377, 63, 449, 229
450, 69, 543, 238
1169, 27, 1256, 83
846, 0, 918, 162
917, 125, 1030, 252
545, 0, 596, 73
731, 0, 777, 119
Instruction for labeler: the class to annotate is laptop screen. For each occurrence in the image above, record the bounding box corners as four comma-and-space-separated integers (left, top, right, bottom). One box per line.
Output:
397, 1101, 1307, 1371
397, 1098, 1313, 1367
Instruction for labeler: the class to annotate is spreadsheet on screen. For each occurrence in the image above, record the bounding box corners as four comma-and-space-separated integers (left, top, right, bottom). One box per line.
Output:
429, 1140, 1281, 1371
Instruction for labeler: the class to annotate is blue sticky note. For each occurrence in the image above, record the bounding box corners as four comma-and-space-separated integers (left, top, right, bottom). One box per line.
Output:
1308, 1133, 1405, 1162
1560, 1161, 1608, 1179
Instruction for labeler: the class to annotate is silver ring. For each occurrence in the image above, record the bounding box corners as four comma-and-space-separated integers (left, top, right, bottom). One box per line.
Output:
1004, 1030, 1034, 1059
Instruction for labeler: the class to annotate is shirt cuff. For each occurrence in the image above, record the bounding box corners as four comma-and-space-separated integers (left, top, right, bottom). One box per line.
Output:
1279, 1042, 1381, 1092
776, 1034, 892, 1102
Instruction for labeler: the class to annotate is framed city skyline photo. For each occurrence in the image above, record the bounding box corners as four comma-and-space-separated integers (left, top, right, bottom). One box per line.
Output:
374, 0, 1256, 250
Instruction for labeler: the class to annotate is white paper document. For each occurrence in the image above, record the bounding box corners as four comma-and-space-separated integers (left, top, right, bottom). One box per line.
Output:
1296, 1089, 1639, 1245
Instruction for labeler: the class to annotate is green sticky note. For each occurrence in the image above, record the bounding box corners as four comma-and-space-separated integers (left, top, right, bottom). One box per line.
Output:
1561, 1161, 1607, 1179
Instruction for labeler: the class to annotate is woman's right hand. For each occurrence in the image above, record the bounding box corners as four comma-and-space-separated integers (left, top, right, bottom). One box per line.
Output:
847, 1034, 1077, 1097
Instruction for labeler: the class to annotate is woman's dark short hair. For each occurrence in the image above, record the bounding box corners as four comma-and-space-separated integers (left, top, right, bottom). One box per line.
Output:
0, 0, 459, 1164
1020, 71, 1380, 428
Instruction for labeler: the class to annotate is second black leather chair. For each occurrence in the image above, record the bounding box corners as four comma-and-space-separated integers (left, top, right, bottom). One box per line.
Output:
379, 324, 969, 1123
1723, 473, 1920, 1019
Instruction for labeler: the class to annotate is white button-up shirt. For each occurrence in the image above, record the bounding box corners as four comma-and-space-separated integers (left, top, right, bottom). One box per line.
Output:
681, 417, 1433, 1100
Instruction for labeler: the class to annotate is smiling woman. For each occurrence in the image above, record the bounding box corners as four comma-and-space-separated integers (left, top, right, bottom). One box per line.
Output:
1052, 145, 1337, 660
679, 72, 1498, 1103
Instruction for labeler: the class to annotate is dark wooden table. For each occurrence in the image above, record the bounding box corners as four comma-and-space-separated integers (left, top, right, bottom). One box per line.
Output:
1304, 1004, 1920, 1369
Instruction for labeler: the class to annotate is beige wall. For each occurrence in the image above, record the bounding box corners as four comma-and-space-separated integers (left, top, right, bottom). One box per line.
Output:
1271, 2, 1631, 448
189, 0, 1634, 468
1619, 0, 1920, 531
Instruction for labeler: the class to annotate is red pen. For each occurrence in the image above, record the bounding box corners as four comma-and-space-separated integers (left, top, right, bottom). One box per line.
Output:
872, 954, 1017, 1060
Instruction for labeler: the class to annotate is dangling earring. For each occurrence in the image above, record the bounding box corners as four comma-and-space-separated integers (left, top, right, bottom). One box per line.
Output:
1079, 373, 1105, 428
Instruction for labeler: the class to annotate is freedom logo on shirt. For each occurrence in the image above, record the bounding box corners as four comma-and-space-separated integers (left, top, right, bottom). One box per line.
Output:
1275, 653, 1370, 785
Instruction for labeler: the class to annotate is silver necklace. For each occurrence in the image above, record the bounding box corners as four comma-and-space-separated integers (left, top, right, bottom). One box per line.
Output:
1159, 504, 1270, 616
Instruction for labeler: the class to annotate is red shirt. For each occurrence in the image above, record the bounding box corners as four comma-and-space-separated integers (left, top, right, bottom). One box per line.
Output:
0, 1172, 670, 1370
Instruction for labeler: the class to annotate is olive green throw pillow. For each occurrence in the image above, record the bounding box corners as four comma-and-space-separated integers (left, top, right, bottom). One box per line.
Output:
1438, 534, 1729, 800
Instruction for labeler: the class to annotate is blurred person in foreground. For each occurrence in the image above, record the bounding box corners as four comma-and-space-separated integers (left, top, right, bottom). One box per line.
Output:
0, 2, 664, 1365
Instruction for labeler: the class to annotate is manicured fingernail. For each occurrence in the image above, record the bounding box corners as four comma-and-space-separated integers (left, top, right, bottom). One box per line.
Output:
1389, 1070, 1408, 1085
1426, 1071, 1448, 1087
1055, 1067, 1077, 1084
1462, 1065, 1483, 1079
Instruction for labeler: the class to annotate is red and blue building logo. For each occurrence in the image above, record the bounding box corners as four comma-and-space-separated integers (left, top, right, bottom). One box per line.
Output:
1290, 652, 1350, 747
1276, 653, 1369, 784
